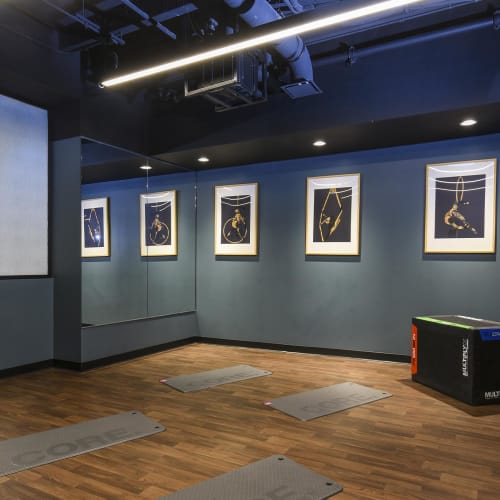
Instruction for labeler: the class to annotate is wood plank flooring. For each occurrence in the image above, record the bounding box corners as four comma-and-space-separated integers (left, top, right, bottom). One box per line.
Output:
0, 343, 499, 499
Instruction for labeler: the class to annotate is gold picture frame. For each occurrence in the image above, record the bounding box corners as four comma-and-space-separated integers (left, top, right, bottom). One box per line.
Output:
306, 174, 360, 255
424, 159, 497, 254
140, 190, 177, 256
214, 183, 258, 256
81, 197, 110, 258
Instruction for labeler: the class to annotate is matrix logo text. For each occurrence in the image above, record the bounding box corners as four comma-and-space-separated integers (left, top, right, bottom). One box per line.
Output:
484, 391, 500, 400
461, 338, 469, 377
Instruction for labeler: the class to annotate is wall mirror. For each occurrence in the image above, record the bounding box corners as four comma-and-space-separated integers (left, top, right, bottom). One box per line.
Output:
80, 138, 196, 327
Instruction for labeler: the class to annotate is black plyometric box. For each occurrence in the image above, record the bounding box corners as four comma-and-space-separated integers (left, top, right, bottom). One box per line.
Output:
411, 315, 500, 405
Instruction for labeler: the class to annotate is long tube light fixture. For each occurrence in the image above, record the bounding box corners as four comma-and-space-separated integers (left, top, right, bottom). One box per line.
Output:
101, 0, 427, 87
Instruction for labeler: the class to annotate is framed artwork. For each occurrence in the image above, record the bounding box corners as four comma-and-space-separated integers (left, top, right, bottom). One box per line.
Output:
306, 173, 360, 255
425, 159, 497, 254
81, 197, 110, 257
140, 190, 177, 256
214, 183, 258, 256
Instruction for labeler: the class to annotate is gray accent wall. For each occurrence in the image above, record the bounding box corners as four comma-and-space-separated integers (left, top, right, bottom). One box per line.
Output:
0, 278, 53, 370
196, 134, 500, 356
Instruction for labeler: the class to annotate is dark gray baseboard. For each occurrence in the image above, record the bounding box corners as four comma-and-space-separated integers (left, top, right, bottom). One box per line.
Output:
56, 337, 196, 371
0, 359, 54, 379
200, 337, 411, 363
5, 337, 410, 376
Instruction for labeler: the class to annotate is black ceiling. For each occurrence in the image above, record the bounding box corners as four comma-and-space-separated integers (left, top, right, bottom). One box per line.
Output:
1, 0, 500, 183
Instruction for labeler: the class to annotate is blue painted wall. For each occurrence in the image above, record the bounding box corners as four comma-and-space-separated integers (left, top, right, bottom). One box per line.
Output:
81, 172, 196, 326
0, 278, 53, 370
17, 132, 496, 370
195, 134, 500, 356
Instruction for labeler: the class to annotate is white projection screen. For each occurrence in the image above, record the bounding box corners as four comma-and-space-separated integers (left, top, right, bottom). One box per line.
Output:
0, 94, 48, 276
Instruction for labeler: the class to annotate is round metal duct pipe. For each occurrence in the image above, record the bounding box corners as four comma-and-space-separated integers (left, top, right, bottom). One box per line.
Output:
224, 0, 314, 82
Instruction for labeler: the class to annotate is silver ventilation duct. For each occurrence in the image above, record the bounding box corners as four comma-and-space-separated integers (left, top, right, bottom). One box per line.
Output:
224, 0, 321, 98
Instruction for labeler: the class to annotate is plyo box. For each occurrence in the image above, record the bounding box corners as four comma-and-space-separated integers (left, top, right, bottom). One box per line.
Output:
411, 315, 500, 405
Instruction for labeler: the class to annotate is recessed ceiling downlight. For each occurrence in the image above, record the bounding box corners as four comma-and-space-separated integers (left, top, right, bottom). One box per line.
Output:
313, 140, 326, 147
460, 118, 477, 127
198, 156, 210, 163
140, 164, 152, 170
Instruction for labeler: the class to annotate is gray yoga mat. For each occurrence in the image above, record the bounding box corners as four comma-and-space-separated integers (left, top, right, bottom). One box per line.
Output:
0, 410, 164, 476
159, 455, 342, 499
266, 382, 392, 421
160, 364, 272, 392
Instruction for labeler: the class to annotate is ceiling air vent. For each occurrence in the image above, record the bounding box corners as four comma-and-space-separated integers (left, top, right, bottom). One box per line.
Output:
281, 80, 322, 99
184, 52, 267, 112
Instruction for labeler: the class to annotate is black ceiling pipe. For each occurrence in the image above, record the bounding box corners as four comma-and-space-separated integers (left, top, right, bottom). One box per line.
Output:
314, 16, 495, 67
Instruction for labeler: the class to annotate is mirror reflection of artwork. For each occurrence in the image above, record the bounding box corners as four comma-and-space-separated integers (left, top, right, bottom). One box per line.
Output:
84, 207, 105, 248
313, 187, 352, 243
145, 201, 171, 246
220, 195, 251, 245
140, 190, 177, 256
434, 175, 485, 239
81, 197, 110, 258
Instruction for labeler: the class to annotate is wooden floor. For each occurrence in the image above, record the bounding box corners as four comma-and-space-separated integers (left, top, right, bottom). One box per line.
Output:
0, 343, 499, 499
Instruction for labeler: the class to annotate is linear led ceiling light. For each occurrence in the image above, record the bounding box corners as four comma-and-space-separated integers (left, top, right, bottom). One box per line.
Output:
101, 0, 427, 87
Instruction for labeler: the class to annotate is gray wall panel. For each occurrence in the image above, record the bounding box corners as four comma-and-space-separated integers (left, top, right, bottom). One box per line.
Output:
196, 134, 500, 356
81, 312, 198, 362
0, 279, 53, 369
52, 137, 82, 362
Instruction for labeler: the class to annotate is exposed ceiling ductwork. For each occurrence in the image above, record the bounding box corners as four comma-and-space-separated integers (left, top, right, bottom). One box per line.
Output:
4, 1, 488, 97
225, 0, 313, 83
2, 0, 500, 169
183, 0, 320, 111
